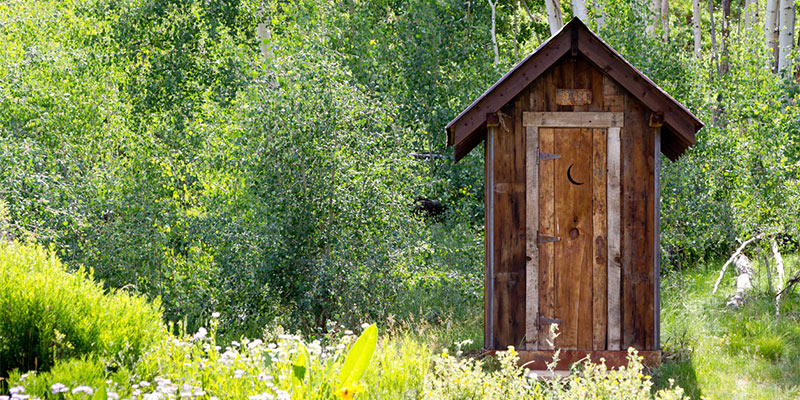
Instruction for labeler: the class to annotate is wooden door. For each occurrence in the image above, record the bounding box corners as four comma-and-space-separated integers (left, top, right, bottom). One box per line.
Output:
538, 127, 607, 350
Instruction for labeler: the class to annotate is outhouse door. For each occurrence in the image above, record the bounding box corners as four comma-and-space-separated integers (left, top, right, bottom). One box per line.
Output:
525, 112, 623, 352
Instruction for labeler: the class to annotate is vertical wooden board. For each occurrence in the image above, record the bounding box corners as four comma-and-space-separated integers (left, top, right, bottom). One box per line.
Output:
654, 129, 662, 349
606, 126, 622, 351
538, 127, 556, 349
485, 133, 494, 349
553, 128, 593, 350
621, 97, 655, 350
572, 58, 592, 112
555, 59, 575, 112
592, 128, 608, 350
492, 106, 526, 349
589, 65, 605, 112
602, 75, 624, 112
526, 126, 540, 350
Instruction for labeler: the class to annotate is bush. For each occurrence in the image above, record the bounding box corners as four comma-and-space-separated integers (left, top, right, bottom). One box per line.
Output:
0, 242, 166, 376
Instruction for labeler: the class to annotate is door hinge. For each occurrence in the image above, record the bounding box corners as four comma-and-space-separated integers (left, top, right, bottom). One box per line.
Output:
538, 233, 562, 244
538, 151, 561, 162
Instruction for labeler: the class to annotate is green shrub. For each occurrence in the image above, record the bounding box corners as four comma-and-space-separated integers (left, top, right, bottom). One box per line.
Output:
0, 242, 166, 376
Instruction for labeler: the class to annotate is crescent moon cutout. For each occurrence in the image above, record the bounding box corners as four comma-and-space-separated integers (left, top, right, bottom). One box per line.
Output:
567, 164, 584, 185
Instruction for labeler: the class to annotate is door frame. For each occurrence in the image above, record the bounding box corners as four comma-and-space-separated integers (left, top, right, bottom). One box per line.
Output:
524, 112, 624, 350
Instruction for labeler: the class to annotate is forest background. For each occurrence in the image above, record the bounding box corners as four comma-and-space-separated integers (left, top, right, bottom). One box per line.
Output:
2, 0, 800, 343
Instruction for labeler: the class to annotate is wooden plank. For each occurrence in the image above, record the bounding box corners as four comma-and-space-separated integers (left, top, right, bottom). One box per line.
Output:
538, 127, 556, 349
592, 128, 608, 350
553, 128, 593, 350
485, 127, 495, 349
621, 97, 655, 350
556, 89, 592, 106
492, 109, 526, 349
497, 350, 662, 370
606, 126, 622, 350
526, 126, 540, 350
654, 128, 661, 349
523, 112, 625, 128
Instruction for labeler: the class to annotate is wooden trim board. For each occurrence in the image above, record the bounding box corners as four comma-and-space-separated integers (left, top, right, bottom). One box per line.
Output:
606, 126, 622, 350
486, 126, 496, 349
525, 126, 540, 350
654, 128, 661, 349
523, 112, 624, 128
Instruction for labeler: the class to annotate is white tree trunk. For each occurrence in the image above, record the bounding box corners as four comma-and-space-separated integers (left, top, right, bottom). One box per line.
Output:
661, 0, 669, 39
594, 0, 607, 29
545, 0, 564, 35
256, 23, 274, 63
771, 238, 786, 287
646, 0, 660, 34
766, 0, 780, 65
488, 0, 499, 65
744, 0, 758, 31
572, 0, 588, 22
726, 254, 754, 308
778, 0, 795, 73
693, 0, 702, 57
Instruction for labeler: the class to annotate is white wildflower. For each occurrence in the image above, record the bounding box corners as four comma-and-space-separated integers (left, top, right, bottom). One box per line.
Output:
51, 383, 69, 394
211, 312, 220, 318
9, 387, 24, 395
193, 327, 208, 340
107, 392, 120, 400
360, 323, 370, 329
72, 386, 94, 395
234, 369, 246, 378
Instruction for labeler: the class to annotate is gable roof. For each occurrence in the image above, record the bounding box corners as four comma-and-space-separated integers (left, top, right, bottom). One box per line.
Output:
445, 17, 703, 162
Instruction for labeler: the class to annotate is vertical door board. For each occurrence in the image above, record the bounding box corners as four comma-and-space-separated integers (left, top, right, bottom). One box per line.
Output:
526, 126, 540, 350
538, 127, 556, 349
607, 126, 622, 350
553, 128, 593, 350
592, 128, 608, 350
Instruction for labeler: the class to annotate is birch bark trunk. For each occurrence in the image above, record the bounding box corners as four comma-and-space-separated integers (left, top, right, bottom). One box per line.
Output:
488, 0, 499, 65
778, 0, 795, 74
572, 0, 588, 21
766, 0, 780, 68
744, 0, 758, 31
661, 0, 669, 40
545, 0, 564, 35
693, 0, 702, 57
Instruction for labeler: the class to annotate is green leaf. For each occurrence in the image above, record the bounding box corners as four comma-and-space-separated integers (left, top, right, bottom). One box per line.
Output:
336, 324, 377, 390
293, 343, 308, 384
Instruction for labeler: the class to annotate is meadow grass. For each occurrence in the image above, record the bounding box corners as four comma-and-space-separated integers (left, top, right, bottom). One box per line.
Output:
654, 254, 800, 399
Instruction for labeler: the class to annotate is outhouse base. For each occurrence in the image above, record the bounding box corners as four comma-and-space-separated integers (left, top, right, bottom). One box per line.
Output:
486, 349, 662, 370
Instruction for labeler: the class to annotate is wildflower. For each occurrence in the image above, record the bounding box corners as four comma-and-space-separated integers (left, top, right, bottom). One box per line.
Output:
234, 369, 246, 378
9, 387, 24, 395
360, 323, 370, 329
72, 386, 94, 395
336, 383, 367, 400
139, 381, 151, 387
276, 390, 290, 400
194, 327, 208, 340
248, 339, 263, 348
107, 392, 120, 400
212, 312, 220, 318
51, 383, 69, 394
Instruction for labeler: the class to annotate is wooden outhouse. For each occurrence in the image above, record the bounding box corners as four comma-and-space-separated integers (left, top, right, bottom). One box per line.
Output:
446, 18, 703, 369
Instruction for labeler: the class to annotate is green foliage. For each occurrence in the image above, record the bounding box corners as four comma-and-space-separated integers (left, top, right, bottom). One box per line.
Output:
0, 242, 166, 376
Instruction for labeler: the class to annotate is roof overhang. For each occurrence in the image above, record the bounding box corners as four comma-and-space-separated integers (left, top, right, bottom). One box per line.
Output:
445, 18, 704, 162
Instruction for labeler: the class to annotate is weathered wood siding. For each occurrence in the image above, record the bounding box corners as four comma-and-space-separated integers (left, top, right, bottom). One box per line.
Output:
486, 55, 656, 351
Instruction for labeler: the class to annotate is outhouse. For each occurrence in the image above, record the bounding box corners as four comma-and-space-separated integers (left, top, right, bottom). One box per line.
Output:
446, 18, 703, 369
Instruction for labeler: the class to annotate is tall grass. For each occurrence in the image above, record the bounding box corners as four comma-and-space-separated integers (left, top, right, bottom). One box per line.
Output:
0, 242, 166, 376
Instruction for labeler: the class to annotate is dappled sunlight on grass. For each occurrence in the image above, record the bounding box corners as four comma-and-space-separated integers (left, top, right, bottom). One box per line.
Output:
655, 255, 800, 399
